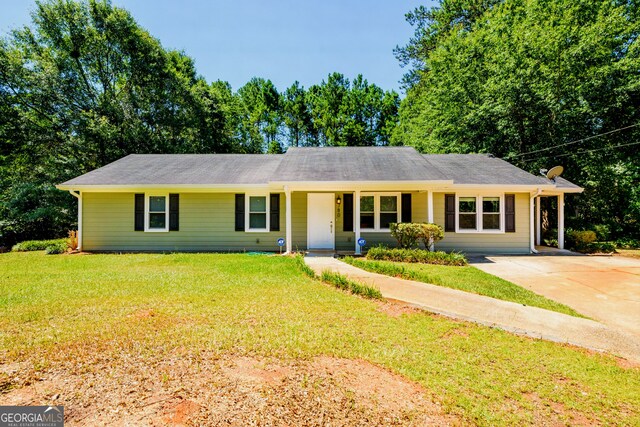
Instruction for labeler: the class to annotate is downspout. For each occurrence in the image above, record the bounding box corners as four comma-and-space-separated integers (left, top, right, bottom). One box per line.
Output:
530, 189, 542, 254
69, 191, 82, 251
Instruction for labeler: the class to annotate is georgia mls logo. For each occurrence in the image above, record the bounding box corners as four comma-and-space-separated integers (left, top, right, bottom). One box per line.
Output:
0, 405, 64, 427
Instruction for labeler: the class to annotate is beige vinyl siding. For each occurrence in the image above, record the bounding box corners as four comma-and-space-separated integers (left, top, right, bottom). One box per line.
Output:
83, 190, 528, 253
83, 192, 286, 252
432, 192, 530, 254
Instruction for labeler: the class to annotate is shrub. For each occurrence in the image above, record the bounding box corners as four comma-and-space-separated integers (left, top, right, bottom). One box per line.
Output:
591, 224, 610, 241
45, 242, 68, 255
584, 242, 616, 254
420, 223, 444, 249
390, 222, 445, 250
566, 230, 597, 251
616, 238, 640, 249
320, 270, 382, 299
12, 238, 67, 252
366, 246, 467, 266
390, 223, 423, 248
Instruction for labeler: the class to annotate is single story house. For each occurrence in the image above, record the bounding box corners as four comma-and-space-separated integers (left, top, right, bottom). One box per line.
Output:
56, 147, 582, 254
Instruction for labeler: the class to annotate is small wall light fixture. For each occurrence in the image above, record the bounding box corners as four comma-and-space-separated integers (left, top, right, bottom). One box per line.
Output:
336, 195, 342, 205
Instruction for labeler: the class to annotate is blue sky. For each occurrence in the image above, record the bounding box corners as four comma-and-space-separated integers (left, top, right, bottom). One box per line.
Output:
0, 0, 434, 93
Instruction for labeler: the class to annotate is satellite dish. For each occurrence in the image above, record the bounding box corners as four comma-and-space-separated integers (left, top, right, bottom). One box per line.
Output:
546, 165, 564, 180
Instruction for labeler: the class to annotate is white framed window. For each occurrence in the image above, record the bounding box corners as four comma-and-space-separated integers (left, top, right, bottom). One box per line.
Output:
246, 193, 269, 232
455, 194, 504, 233
360, 193, 401, 232
145, 194, 169, 232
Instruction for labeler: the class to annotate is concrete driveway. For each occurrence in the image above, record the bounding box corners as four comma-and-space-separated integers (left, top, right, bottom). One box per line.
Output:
471, 254, 640, 338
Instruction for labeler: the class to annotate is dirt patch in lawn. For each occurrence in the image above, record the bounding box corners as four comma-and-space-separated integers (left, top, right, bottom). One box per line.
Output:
0, 349, 458, 426
375, 299, 423, 318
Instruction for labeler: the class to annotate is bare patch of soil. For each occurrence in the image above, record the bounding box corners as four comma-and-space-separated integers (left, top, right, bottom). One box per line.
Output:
375, 299, 422, 318
0, 351, 459, 426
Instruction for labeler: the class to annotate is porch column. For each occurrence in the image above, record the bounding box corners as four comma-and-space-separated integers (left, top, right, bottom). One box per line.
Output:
530, 193, 535, 253
77, 191, 83, 251
427, 190, 434, 223
535, 196, 541, 246
69, 191, 82, 251
285, 187, 292, 254
558, 193, 565, 250
355, 190, 361, 255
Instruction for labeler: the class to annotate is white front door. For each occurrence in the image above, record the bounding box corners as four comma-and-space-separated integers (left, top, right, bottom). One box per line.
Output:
307, 193, 335, 249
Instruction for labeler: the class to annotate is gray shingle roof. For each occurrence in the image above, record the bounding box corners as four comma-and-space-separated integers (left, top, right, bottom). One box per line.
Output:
272, 147, 449, 182
59, 148, 581, 190
61, 154, 283, 186
423, 154, 580, 188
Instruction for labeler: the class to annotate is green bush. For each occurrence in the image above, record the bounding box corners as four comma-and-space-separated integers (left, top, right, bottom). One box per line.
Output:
44, 242, 67, 255
566, 230, 597, 251
420, 223, 444, 249
616, 238, 640, 249
12, 238, 67, 252
320, 270, 382, 299
584, 242, 616, 254
366, 246, 467, 266
390, 223, 423, 248
389, 222, 444, 250
591, 224, 610, 241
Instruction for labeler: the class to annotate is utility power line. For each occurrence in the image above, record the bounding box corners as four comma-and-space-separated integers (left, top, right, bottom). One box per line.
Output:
518, 140, 640, 162
505, 122, 640, 159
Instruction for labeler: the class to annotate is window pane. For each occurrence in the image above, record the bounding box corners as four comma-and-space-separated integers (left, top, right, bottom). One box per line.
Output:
360, 196, 374, 212
483, 197, 500, 213
380, 213, 397, 229
249, 213, 267, 229
483, 214, 500, 230
360, 213, 375, 229
149, 212, 166, 229
149, 196, 166, 212
380, 196, 397, 212
250, 196, 266, 212
459, 197, 476, 213
459, 213, 477, 229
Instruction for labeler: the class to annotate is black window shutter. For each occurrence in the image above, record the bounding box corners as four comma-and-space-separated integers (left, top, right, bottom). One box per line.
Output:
505, 194, 516, 233
343, 193, 353, 232
270, 193, 280, 231
401, 193, 412, 223
235, 194, 245, 231
134, 193, 144, 231
169, 194, 179, 231
445, 194, 455, 232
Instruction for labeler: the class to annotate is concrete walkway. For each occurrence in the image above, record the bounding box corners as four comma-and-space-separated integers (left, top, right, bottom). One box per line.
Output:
304, 256, 640, 362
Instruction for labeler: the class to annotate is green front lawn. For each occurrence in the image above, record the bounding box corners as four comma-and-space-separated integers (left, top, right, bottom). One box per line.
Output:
0, 252, 638, 425
343, 257, 583, 318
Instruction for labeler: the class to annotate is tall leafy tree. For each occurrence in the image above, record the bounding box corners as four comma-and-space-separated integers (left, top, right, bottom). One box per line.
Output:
282, 81, 315, 147
395, 0, 640, 237
0, 0, 237, 244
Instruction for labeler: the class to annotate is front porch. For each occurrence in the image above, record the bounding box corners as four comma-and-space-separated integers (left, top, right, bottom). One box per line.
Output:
283, 188, 434, 255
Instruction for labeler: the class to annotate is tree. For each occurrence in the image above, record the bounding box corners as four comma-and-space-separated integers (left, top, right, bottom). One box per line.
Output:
0, 0, 237, 245
237, 77, 282, 153
394, 0, 640, 238
282, 81, 315, 147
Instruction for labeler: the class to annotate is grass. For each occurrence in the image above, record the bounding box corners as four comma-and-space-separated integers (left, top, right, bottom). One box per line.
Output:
1, 252, 638, 425
320, 270, 383, 299
617, 249, 640, 259
343, 257, 584, 318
